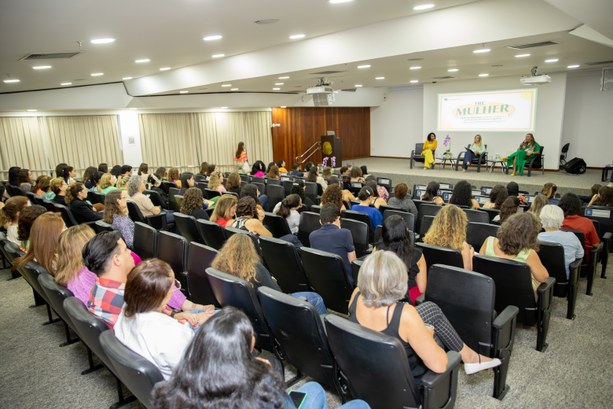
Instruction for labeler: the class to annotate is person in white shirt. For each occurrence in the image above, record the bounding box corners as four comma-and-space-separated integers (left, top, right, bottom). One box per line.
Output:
273, 194, 301, 234
538, 205, 584, 279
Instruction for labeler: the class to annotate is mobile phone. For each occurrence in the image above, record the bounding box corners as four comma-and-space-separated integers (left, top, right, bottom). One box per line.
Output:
289, 390, 307, 408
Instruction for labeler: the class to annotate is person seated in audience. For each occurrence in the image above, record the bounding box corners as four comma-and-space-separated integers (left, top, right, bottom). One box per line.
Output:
506, 181, 528, 206
97, 163, 108, 174
559, 192, 600, 262
8, 166, 21, 186
503, 132, 540, 176
240, 182, 269, 212
66, 183, 103, 224
366, 175, 389, 202
16, 168, 33, 193
16, 205, 46, 251
421, 132, 437, 169
528, 194, 548, 218
153, 308, 368, 409
49, 177, 68, 204
321, 183, 347, 211
266, 164, 281, 180
291, 180, 315, 211
328, 176, 356, 203
307, 166, 327, 193
492, 196, 520, 224
480, 212, 549, 299
309, 203, 356, 285
195, 161, 208, 182
339, 165, 352, 190
461, 134, 485, 172
364, 179, 387, 208
205, 163, 217, 179
54, 225, 96, 299
289, 162, 303, 177
350, 186, 383, 229
349, 166, 365, 183
207, 171, 227, 193
168, 167, 181, 187
423, 204, 474, 270
137, 163, 149, 187
276, 159, 288, 173
350, 251, 501, 378
149, 166, 167, 187
13, 212, 65, 274
421, 181, 444, 205
538, 205, 584, 279
114, 259, 206, 379
127, 174, 161, 217
303, 161, 315, 174
84, 231, 213, 328
231, 196, 271, 237
449, 180, 480, 209
212, 234, 326, 314
89, 171, 104, 193
322, 166, 333, 182
33, 175, 50, 196
273, 193, 301, 234
541, 182, 557, 200
0, 196, 30, 246
360, 165, 369, 178
388, 182, 418, 216
103, 190, 134, 248
115, 175, 129, 190
82, 167, 98, 190
210, 194, 237, 228
120, 165, 133, 180
99, 173, 118, 195
179, 187, 210, 220
251, 160, 266, 178
482, 184, 507, 209
225, 172, 241, 195
588, 185, 613, 207
377, 215, 426, 304
179, 171, 194, 194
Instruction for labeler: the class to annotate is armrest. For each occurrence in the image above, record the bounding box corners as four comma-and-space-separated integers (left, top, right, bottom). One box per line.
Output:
492, 305, 519, 352
415, 293, 425, 305
603, 232, 611, 252
537, 277, 556, 311
146, 211, 167, 230
569, 258, 582, 280
421, 351, 461, 409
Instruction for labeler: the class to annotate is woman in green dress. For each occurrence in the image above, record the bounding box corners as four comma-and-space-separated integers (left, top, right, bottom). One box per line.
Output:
504, 133, 540, 176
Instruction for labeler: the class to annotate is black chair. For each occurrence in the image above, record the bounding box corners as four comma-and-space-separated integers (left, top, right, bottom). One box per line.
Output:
455, 144, 488, 172
324, 314, 461, 409
185, 242, 221, 307
282, 180, 294, 196
263, 212, 292, 238
87, 191, 106, 205
196, 219, 227, 250
252, 181, 266, 196
160, 181, 176, 195
383, 208, 415, 232
410, 142, 433, 169
267, 184, 285, 213
464, 209, 489, 223
418, 203, 442, 233
258, 287, 340, 392
144, 189, 168, 210
304, 181, 319, 202
203, 188, 221, 200
426, 265, 519, 399
299, 247, 353, 314
157, 231, 189, 297
583, 206, 613, 277
127, 201, 167, 230
168, 187, 181, 212
41, 199, 58, 213
173, 212, 204, 243
205, 267, 277, 353
559, 142, 570, 167
2, 236, 25, 279
54, 203, 79, 227
297, 211, 321, 247
259, 236, 310, 293
466, 222, 499, 251
563, 229, 601, 296
342, 210, 374, 244
473, 254, 555, 351
133, 222, 158, 260
376, 177, 392, 195
419, 215, 435, 238
224, 226, 262, 255
309, 204, 321, 214
340, 218, 373, 258
99, 331, 164, 409
526, 145, 545, 176
92, 220, 116, 234
38, 270, 79, 347
537, 242, 582, 320
416, 242, 464, 271
481, 208, 501, 223
20, 260, 56, 324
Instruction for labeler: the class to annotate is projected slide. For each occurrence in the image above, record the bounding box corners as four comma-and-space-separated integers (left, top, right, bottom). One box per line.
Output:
438, 89, 537, 132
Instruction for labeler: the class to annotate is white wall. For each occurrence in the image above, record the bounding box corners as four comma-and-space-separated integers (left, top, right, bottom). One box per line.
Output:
561, 70, 613, 167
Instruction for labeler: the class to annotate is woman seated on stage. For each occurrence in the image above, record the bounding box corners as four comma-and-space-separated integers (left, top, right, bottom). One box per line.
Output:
350, 251, 501, 380
461, 134, 485, 172
503, 133, 540, 176
423, 204, 474, 270
421, 132, 437, 169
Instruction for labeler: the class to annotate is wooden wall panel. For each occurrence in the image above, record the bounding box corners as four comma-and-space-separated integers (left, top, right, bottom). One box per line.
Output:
271, 107, 370, 166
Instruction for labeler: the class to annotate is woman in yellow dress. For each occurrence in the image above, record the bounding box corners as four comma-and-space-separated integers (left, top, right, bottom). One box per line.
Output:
421, 132, 437, 169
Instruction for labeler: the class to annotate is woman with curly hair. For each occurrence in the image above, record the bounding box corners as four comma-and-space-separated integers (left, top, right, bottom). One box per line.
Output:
0, 196, 30, 246
492, 196, 520, 224
231, 196, 271, 237
480, 212, 548, 297
210, 194, 237, 228
423, 204, 473, 270
103, 190, 134, 248
320, 183, 346, 211
483, 184, 508, 209
251, 160, 266, 178
226, 172, 241, 195
208, 171, 227, 193
16, 205, 47, 251
180, 187, 209, 220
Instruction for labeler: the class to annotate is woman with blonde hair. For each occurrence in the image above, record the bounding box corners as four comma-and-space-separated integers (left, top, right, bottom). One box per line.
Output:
13, 212, 65, 274
99, 173, 117, 194
423, 204, 474, 270
210, 194, 237, 228
0, 195, 29, 246
54, 225, 96, 301
207, 171, 227, 193
528, 194, 548, 218
50, 177, 68, 204
103, 190, 134, 248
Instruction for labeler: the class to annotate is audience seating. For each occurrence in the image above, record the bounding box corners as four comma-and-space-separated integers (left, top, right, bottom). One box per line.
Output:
299, 247, 353, 315
266, 184, 285, 212
41, 199, 58, 213
416, 243, 464, 271
204, 188, 221, 200
87, 191, 106, 205
466, 222, 499, 251
143, 189, 168, 210
324, 314, 461, 409
168, 187, 181, 212
224, 227, 262, 255
464, 209, 490, 223
537, 242, 582, 320
297, 211, 321, 247
185, 242, 221, 307
263, 212, 292, 238
419, 215, 435, 238
252, 181, 266, 196
342, 210, 374, 244
259, 236, 310, 293
53, 203, 80, 227
160, 181, 176, 194
92, 220, 116, 234
583, 206, 612, 277
38, 271, 79, 347
1, 235, 24, 279
382, 208, 415, 232
196, 219, 227, 250
480, 208, 500, 223
127, 201, 167, 230
173, 213, 204, 244
340, 218, 373, 258
473, 254, 555, 352
376, 177, 392, 195
133, 222, 158, 260
20, 260, 56, 324
157, 231, 189, 297
304, 181, 319, 202
426, 264, 519, 399
564, 229, 601, 296
418, 203, 441, 234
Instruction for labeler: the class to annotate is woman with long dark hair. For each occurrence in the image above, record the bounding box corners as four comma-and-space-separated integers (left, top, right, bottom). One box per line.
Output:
421, 181, 443, 205
449, 180, 480, 209
66, 183, 102, 224
421, 132, 437, 169
103, 190, 134, 248
274, 193, 301, 234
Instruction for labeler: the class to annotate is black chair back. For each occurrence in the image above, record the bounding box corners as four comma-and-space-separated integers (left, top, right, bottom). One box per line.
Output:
54, 203, 78, 227
464, 209, 489, 223
144, 189, 168, 209
267, 184, 285, 212
263, 212, 292, 238
38, 271, 74, 327
297, 211, 321, 247
340, 217, 372, 258
383, 208, 415, 232
173, 212, 203, 243
42, 199, 57, 212
196, 219, 227, 250
160, 181, 175, 194
537, 241, 581, 319
133, 222, 158, 259
259, 236, 310, 293
204, 188, 221, 200
466, 222, 499, 251
92, 220, 116, 234
417, 242, 464, 270
157, 231, 189, 296
20, 261, 50, 304
342, 210, 374, 243
224, 226, 262, 255
186, 242, 220, 307
480, 208, 500, 223
304, 181, 319, 201
419, 215, 435, 238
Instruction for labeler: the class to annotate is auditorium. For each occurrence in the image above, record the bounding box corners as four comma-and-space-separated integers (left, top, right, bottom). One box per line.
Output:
1, 0, 612, 408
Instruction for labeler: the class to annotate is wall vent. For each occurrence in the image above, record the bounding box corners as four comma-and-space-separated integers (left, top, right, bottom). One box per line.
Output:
506, 41, 557, 50
20, 52, 80, 60
586, 60, 613, 66
310, 70, 345, 75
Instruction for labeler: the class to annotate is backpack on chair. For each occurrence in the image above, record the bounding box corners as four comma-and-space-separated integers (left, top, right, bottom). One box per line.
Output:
564, 157, 587, 174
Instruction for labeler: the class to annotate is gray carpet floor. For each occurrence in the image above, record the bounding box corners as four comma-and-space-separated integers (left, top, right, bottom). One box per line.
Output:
1, 257, 612, 409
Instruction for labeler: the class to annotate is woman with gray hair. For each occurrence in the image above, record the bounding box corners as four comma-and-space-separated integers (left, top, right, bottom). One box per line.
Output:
126, 174, 174, 224
349, 250, 501, 379
538, 205, 584, 279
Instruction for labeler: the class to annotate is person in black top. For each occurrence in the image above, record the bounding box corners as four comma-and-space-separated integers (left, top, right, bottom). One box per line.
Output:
50, 177, 68, 205
66, 183, 102, 223
179, 187, 209, 220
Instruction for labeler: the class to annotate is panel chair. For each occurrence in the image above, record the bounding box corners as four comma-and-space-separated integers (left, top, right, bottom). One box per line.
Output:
185, 242, 221, 307
559, 143, 570, 167
340, 217, 373, 258
196, 219, 227, 250
416, 242, 464, 271
455, 144, 488, 172
410, 143, 431, 169
99, 331, 165, 409
426, 265, 519, 399
473, 254, 555, 352
525, 145, 545, 176
466, 222, 499, 251
157, 231, 189, 297
537, 242, 582, 319
325, 314, 461, 409
263, 212, 292, 238
297, 211, 321, 247
133, 222, 158, 260
127, 201, 167, 230
173, 212, 204, 244
259, 236, 310, 293
299, 247, 354, 314
38, 271, 79, 347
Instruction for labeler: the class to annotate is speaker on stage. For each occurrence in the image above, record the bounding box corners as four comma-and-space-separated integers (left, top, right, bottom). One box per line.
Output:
321, 132, 342, 167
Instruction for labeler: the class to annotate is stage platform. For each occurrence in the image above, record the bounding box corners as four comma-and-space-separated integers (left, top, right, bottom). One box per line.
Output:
342, 157, 604, 197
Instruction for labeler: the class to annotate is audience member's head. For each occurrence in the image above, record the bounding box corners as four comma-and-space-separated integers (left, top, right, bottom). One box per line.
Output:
54, 163, 67, 179
13, 212, 65, 274
595, 185, 613, 207
558, 193, 582, 217
124, 258, 174, 318
497, 212, 541, 255
360, 165, 368, 176
211, 194, 238, 222
393, 183, 409, 200
266, 164, 280, 179
49, 177, 68, 195
83, 167, 98, 185
110, 165, 122, 177
277, 194, 301, 218
423, 181, 440, 201
180, 187, 204, 215
320, 203, 340, 224
180, 172, 194, 190
8, 166, 21, 186
251, 160, 266, 175
379, 215, 414, 270
590, 184, 602, 197
120, 165, 133, 177
168, 168, 180, 182
0, 196, 29, 226
206, 164, 217, 176
127, 174, 144, 197
498, 196, 520, 223
54, 225, 96, 286
138, 163, 149, 176
207, 172, 223, 189
154, 167, 167, 180
240, 183, 259, 200
198, 162, 209, 176
357, 186, 373, 202
212, 234, 259, 282
276, 159, 285, 169
304, 162, 314, 172
529, 194, 548, 217
489, 184, 508, 209
358, 251, 408, 308
103, 189, 128, 223
449, 180, 473, 207
83, 231, 134, 278
539, 205, 564, 230
506, 181, 519, 197
423, 204, 467, 250
17, 205, 46, 242
65, 182, 86, 204
226, 173, 241, 191
99, 173, 115, 190
541, 182, 557, 199
235, 196, 257, 218
350, 167, 363, 179
98, 163, 108, 173
321, 184, 343, 209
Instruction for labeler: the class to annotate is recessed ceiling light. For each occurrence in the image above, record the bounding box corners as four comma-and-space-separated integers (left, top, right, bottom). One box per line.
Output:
273, 87, 281, 91
203, 34, 223, 41
135, 58, 150, 64
409, 66, 422, 70
179, 90, 189, 94
32, 65, 52, 70
289, 33, 305, 40
159, 67, 171, 71
60, 82, 72, 86
274, 82, 284, 86
280, 106, 287, 108
448, 68, 459, 72
278, 76, 290, 79
90, 72, 104, 77
357, 64, 371, 69
375, 76, 385, 80
90, 38, 115, 45
545, 58, 559, 63
515, 53, 531, 58
27, 109, 37, 112
230, 88, 239, 91
355, 84, 363, 87
567, 64, 580, 69
413, 4, 435, 11
478, 73, 489, 77
212, 53, 225, 58
3, 79, 20, 83
220, 106, 228, 109
473, 48, 491, 54
329, 0, 353, 3
410, 80, 419, 84
221, 84, 232, 87
122, 76, 133, 80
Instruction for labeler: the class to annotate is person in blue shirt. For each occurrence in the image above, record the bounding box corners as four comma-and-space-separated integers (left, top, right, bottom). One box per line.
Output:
350, 186, 383, 230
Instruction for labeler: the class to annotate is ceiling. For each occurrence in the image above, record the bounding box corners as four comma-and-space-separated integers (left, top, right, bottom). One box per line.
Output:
0, 0, 612, 98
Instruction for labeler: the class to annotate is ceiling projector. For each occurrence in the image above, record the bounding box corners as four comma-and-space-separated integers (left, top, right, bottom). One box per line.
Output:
520, 66, 551, 85
307, 77, 334, 106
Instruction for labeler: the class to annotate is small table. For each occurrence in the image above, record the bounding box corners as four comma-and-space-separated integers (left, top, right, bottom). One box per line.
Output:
437, 156, 457, 169
488, 159, 507, 173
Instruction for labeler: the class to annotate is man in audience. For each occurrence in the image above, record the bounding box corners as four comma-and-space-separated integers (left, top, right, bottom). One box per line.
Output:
289, 162, 302, 177
309, 203, 357, 285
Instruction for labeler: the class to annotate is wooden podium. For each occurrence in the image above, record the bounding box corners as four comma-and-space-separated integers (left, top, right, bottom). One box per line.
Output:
321, 134, 342, 167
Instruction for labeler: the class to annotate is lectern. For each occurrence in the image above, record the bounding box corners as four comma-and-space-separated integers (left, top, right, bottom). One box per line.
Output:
321, 134, 342, 167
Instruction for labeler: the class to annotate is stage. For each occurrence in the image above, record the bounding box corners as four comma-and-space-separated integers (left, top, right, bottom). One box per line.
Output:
342, 157, 604, 197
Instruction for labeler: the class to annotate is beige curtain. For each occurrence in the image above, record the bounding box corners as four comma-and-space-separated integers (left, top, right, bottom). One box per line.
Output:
0, 117, 50, 175
139, 113, 200, 168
